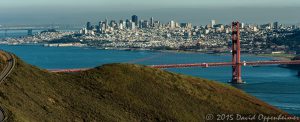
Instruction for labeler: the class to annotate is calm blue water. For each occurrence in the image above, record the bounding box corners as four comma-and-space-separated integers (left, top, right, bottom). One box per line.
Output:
0, 45, 299, 115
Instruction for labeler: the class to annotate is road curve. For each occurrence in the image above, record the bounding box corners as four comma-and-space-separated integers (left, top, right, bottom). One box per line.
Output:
0, 51, 16, 121
0, 51, 16, 84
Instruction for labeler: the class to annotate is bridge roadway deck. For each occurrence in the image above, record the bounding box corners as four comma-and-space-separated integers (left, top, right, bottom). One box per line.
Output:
48, 60, 300, 73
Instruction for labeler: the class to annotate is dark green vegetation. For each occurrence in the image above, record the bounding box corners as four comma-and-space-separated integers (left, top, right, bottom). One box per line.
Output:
286, 55, 300, 70
0, 55, 288, 122
289, 55, 300, 70
271, 30, 300, 52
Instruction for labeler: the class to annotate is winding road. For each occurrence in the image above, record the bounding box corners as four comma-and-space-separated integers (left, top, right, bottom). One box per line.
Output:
0, 50, 16, 121
0, 51, 16, 83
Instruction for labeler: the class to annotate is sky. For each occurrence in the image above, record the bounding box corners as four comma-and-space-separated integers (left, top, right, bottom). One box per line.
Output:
2, 0, 300, 8
1, 0, 300, 25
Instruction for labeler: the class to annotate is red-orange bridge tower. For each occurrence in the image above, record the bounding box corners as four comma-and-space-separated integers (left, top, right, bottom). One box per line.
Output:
231, 21, 243, 84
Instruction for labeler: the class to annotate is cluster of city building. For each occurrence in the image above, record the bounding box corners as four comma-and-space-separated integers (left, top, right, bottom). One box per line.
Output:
76, 15, 299, 53
1, 15, 299, 54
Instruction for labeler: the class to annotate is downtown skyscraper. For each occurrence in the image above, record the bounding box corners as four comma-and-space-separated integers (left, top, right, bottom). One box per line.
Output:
132, 15, 138, 26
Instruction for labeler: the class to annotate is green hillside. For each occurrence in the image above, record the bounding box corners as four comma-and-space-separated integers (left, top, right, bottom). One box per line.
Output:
0, 55, 288, 122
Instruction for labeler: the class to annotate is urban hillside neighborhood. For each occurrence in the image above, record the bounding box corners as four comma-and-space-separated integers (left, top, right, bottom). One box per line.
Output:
1, 15, 300, 55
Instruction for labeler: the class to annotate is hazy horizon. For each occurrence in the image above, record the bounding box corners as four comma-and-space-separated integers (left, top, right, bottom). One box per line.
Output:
1, 0, 300, 25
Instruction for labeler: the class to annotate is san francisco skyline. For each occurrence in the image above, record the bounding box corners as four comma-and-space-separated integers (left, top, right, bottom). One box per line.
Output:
1, 0, 300, 25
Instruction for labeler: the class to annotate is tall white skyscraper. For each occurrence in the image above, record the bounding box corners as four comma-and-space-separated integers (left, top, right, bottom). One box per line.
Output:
130, 21, 136, 30
211, 20, 216, 28
170, 20, 175, 29
241, 23, 245, 29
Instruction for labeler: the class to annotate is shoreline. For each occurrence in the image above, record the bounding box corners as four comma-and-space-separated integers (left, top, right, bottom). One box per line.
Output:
0, 43, 296, 61
254, 54, 295, 61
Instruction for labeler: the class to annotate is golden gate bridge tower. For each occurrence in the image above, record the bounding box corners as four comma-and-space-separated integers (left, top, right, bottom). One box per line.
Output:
231, 21, 243, 84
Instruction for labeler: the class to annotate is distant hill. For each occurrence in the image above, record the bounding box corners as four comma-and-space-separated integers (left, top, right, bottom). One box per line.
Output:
0, 55, 288, 121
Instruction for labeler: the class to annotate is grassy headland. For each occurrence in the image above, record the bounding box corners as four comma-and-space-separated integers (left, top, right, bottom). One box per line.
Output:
0, 54, 289, 121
